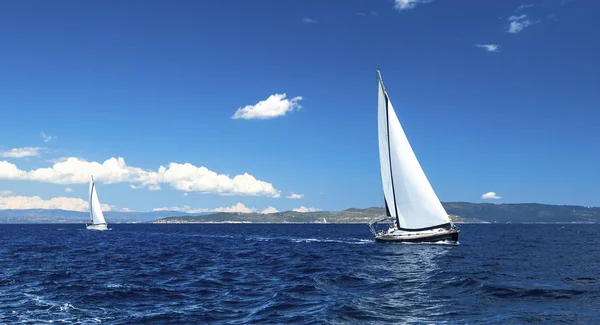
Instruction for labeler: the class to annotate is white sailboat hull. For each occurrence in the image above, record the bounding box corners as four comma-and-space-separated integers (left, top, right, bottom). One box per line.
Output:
375, 227, 459, 243
86, 223, 109, 231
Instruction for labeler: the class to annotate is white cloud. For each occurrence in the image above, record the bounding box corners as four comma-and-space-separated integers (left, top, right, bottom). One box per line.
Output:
183, 193, 188, 196
0, 195, 114, 211
41, 132, 56, 143
286, 193, 304, 199
16, 157, 143, 184
153, 202, 262, 214
516, 4, 534, 12
148, 184, 161, 191
475, 44, 500, 52
302, 17, 317, 24
0, 157, 280, 197
293, 206, 321, 213
138, 162, 280, 197
356, 12, 366, 17
212, 202, 256, 213
261, 206, 279, 214
507, 14, 534, 33
394, 0, 433, 11
0, 190, 15, 196
0, 161, 27, 179
232, 93, 302, 120
370, 11, 378, 16
0, 147, 41, 158
45, 157, 69, 164
152, 205, 210, 214
64, 187, 73, 193
481, 192, 501, 199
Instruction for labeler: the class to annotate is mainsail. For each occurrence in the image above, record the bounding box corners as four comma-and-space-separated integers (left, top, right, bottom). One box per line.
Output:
377, 70, 451, 230
88, 176, 107, 225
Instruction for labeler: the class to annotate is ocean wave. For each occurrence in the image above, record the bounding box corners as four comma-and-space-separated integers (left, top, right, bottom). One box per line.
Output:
1, 223, 600, 324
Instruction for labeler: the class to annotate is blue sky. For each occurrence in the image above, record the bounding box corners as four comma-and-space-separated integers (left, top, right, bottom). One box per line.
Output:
0, 0, 599, 213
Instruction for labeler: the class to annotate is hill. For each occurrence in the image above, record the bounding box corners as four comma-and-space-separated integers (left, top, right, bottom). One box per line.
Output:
0, 209, 198, 224
443, 202, 600, 224
1, 202, 599, 224
154, 202, 600, 224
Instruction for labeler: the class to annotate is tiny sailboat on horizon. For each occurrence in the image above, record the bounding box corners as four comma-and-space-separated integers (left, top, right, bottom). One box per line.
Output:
86, 175, 109, 231
369, 70, 459, 243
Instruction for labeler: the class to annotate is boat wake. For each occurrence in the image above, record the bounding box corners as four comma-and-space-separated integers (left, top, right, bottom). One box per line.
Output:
247, 235, 372, 245
400, 239, 460, 246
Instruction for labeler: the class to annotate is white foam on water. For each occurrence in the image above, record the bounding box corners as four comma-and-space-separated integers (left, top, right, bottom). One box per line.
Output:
59, 303, 75, 311
400, 240, 459, 246
106, 283, 123, 288
246, 235, 372, 245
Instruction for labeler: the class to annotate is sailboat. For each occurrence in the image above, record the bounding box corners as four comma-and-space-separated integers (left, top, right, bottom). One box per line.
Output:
86, 175, 109, 231
369, 70, 459, 243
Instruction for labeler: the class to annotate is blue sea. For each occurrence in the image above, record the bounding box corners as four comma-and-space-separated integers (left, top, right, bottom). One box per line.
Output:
1, 224, 599, 324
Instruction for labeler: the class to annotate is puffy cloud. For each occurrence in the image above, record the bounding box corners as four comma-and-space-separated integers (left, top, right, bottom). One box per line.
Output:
232, 93, 302, 120
153, 202, 266, 214
286, 193, 304, 199
41, 132, 56, 143
152, 205, 210, 214
213, 202, 256, 213
261, 206, 279, 214
507, 14, 534, 33
64, 187, 73, 193
475, 44, 500, 52
138, 162, 280, 197
0, 147, 41, 158
0, 157, 280, 197
394, 0, 433, 11
481, 192, 501, 199
0, 195, 114, 212
293, 206, 321, 213
22, 157, 142, 184
0, 161, 27, 179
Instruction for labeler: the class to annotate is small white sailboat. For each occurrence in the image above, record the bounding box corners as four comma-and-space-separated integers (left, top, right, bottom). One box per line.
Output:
86, 175, 109, 231
369, 70, 459, 243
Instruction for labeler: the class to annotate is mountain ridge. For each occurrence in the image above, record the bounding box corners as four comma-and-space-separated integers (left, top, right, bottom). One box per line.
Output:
154, 202, 600, 224
1, 202, 598, 224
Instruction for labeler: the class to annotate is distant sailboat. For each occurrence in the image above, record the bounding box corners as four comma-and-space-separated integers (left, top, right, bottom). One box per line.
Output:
86, 175, 109, 231
369, 70, 459, 243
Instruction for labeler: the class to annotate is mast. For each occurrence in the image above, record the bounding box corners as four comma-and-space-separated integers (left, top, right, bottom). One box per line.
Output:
377, 69, 401, 228
89, 175, 95, 224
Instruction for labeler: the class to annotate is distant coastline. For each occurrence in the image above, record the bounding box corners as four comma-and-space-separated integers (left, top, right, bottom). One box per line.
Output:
0, 202, 598, 225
